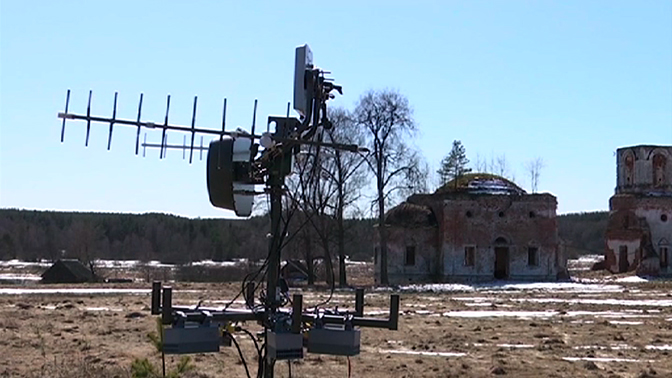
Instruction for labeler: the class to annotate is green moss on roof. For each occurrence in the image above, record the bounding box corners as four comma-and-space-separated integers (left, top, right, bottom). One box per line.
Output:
435, 173, 526, 195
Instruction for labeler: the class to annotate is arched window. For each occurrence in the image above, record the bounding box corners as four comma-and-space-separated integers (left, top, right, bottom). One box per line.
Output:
494, 237, 508, 245
653, 154, 667, 188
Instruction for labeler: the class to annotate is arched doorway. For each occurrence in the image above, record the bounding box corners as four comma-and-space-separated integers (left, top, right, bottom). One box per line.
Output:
494, 237, 509, 279
618, 245, 629, 273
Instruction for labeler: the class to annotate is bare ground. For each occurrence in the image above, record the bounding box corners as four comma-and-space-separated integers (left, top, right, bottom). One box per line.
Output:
1, 270, 672, 377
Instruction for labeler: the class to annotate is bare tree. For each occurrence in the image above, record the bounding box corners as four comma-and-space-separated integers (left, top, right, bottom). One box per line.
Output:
67, 220, 104, 278
474, 153, 488, 173
355, 89, 424, 285
494, 154, 510, 178
325, 108, 368, 286
525, 157, 545, 193
284, 137, 340, 285
283, 156, 321, 285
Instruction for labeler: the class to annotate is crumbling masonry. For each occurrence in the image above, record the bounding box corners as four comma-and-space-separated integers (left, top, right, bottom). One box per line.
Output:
604, 145, 672, 276
374, 174, 567, 284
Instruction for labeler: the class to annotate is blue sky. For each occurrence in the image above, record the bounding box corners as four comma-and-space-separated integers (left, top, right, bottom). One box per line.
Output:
1, 0, 671, 218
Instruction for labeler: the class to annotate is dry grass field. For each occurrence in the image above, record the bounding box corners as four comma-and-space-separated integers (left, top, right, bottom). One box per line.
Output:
1, 262, 672, 378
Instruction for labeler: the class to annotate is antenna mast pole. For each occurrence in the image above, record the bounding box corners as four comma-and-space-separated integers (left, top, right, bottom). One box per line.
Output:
265, 165, 283, 377
57, 44, 398, 378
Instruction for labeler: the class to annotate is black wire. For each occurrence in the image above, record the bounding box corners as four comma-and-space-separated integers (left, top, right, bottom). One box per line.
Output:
243, 183, 290, 312
230, 334, 252, 378
242, 262, 270, 309
239, 327, 261, 357
287, 360, 292, 378
257, 342, 266, 378
236, 327, 263, 378
279, 213, 313, 250
222, 251, 271, 311
282, 174, 337, 310
312, 272, 335, 310
223, 174, 286, 313
310, 244, 336, 311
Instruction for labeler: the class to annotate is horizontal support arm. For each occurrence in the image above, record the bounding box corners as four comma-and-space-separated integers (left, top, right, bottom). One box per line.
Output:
165, 296, 400, 330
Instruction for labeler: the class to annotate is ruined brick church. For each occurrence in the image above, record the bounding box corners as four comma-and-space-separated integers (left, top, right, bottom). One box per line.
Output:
374, 173, 567, 284
604, 145, 672, 276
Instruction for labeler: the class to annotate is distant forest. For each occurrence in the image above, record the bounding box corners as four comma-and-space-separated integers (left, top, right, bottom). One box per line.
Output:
557, 211, 609, 257
0, 209, 375, 264
0, 209, 607, 263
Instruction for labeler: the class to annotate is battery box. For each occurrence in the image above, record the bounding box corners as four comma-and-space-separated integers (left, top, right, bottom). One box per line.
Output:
266, 330, 304, 360
307, 325, 361, 356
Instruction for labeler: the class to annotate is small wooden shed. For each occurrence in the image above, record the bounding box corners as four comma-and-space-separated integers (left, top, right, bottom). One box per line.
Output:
41, 259, 94, 284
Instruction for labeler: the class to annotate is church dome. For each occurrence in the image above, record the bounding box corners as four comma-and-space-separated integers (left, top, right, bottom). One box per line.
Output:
435, 173, 526, 195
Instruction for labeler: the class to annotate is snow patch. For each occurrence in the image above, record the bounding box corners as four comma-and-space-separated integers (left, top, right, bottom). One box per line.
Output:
562, 357, 646, 363
442, 310, 557, 319
0, 288, 152, 295
0, 259, 51, 268
0, 274, 41, 281
400, 281, 623, 294
514, 297, 672, 307
615, 276, 649, 283
344, 258, 369, 266
645, 345, 672, 350
400, 283, 474, 292
496, 344, 534, 349
189, 259, 250, 267
440, 310, 654, 319
378, 349, 466, 357
85, 307, 123, 312
572, 344, 635, 351
567, 255, 603, 271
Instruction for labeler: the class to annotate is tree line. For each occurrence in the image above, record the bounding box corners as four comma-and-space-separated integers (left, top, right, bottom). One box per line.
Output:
0, 208, 607, 265
0, 209, 376, 265
557, 211, 609, 257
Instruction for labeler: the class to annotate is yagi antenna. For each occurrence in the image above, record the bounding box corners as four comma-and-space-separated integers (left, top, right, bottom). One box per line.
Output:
57, 91, 264, 164
107, 92, 118, 150
189, 96, 197, 164
159, 133, 166, 159
85, 90, 92, 147
134, 93, 144, 155
60, 89, 70, 142
160, 95, 170, 158
140, 133, 206, 160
